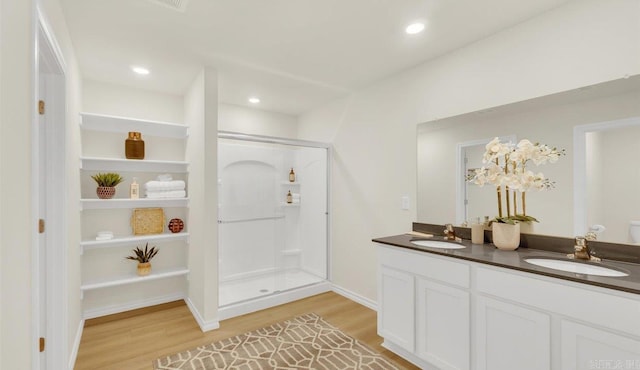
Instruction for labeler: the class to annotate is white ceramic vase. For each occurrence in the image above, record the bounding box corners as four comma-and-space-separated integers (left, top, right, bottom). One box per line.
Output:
492, 222, 520, 250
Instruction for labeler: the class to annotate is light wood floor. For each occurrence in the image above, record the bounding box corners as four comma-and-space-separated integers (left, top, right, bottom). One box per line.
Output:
74, 292, 419, 369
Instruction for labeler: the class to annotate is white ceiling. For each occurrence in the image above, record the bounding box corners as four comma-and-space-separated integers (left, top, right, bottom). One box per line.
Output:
60, 0, 572, 115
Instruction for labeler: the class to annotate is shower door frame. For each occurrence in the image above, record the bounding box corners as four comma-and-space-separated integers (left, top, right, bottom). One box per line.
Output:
217, 131, 332, 286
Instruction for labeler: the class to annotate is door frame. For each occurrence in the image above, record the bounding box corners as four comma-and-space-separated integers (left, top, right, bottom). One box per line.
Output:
32, 8, 68, 369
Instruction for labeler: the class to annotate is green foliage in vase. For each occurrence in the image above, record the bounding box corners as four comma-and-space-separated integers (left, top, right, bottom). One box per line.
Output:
91, 172, 124, 187
125, 243, 158, 263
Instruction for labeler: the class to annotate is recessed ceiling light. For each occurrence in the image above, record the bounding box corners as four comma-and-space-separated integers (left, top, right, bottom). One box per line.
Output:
405, 22, 425, 35
248, 97, 260, 104
131, 66, 150, 75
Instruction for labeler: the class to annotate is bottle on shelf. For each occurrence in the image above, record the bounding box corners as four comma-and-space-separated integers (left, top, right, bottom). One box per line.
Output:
289, 168, 296, 182
286, 190, 293, 204
130, 177, 139, 199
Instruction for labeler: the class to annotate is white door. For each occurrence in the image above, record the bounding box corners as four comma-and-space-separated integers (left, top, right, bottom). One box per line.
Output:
416, 278, 469, 370
378, 266, 415, 352
561, 320, 640, 370
475, 296, 550, 370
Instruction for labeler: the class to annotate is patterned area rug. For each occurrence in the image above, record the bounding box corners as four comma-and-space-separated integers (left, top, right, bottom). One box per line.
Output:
154, 313, 404, 370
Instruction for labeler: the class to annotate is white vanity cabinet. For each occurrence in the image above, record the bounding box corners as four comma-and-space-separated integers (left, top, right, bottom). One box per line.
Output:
378, 245, 471, 370
375, 244, 640, 370
379, 266, 415, 352
475, 295, 550, 370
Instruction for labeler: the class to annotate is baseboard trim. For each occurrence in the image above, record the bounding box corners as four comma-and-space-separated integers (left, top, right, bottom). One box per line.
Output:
82, 292, 186, 320
68, 319, 84, 370
382, 340, 433, 369
185, 297, 220, 332
331, 284, 378, 311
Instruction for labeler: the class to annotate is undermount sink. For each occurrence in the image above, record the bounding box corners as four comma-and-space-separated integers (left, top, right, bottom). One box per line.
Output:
524, 258, 628, 277
411, 240, 466, 249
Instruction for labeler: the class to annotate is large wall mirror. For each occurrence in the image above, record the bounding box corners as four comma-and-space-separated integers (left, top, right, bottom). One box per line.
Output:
417, 75, 640, 244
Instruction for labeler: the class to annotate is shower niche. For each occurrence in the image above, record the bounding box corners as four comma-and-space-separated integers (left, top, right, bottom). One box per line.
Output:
218, 136, 329, 312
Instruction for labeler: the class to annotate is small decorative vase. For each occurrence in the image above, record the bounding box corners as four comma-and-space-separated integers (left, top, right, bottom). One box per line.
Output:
492, 222, 520, 250
125, 131, 145, 160
96, 186, 116, 199
137, 262, 151, 276
168, 218, 184, 233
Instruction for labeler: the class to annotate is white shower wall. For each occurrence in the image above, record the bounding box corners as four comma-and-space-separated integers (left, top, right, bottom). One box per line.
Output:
218, 139, 327, 299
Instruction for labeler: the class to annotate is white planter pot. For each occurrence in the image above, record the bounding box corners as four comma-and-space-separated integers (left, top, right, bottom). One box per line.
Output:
492, 222, 520, 250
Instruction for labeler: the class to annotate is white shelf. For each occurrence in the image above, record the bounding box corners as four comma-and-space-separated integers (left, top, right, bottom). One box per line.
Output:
80, 157, 189, 173
80, 197, 189, 210
280, 202, 300, 207
81, 233, 189, 252
281, 181, 301, 186
80, 267, 189, 294
80, 112, 188, 138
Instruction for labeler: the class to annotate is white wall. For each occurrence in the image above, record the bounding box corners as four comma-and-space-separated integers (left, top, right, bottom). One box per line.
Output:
184, 68, 219, 329
0, 1, 34, 367
83, 79, 184, 123
600, 126, 640, 243
298, 0, 640, 301
586, 131, 604, 238
219, 103, 298, 138
1, 0, 83, 367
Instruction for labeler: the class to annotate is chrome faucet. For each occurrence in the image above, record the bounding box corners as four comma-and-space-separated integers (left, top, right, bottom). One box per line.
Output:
567, 236, 601, 262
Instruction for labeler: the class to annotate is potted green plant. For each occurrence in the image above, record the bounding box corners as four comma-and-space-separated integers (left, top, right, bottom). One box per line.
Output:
91, 172, 124, 199
125, 243, 158, 276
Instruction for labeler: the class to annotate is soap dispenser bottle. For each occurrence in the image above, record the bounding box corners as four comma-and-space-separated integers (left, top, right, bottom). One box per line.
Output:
130, 177, 139, 199
289, 168, 296, 182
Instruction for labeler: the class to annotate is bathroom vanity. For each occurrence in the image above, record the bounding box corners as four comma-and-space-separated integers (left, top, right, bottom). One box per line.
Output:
373, 232, 640, 370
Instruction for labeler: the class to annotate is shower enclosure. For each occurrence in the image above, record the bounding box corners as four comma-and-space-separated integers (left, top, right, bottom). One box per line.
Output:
217, 133, 329, 318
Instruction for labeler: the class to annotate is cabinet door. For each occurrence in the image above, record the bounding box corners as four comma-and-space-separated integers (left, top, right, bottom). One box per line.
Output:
416, 278, 469, 370
475, 296, 550, 370
561, 320, 640, 370
378, 266, 415, 352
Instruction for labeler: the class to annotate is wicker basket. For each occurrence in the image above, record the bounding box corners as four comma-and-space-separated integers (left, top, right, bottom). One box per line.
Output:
131, 208, 165, 235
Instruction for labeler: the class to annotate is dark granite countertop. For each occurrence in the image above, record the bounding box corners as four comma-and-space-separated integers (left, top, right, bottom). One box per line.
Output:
373, 234, 640, 295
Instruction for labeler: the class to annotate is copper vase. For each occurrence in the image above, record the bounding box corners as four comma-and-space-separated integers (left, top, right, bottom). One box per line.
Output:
125, 132, 145, 160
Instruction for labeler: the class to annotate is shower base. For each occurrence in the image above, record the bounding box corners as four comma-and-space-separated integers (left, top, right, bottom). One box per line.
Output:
218, 269, 330, 320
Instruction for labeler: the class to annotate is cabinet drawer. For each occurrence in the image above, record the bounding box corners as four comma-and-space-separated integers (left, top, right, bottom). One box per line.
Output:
476, 267, 640, 337
377, 244, 470, 288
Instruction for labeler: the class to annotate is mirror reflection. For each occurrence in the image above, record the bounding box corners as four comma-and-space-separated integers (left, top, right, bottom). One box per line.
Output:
417, 76, 640, 244
576, 118, 640, 244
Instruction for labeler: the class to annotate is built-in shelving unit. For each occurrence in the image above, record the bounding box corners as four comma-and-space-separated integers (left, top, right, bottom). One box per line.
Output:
80, 232, 190, 253
80, 197, 189, 210
80, 157, 189, 173
80, 267, 189, 296
79, 112, 190, 317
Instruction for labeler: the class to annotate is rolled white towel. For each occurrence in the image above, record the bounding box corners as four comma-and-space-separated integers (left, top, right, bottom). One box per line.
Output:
145, 190, 186, 199
144, 180, 186, 191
